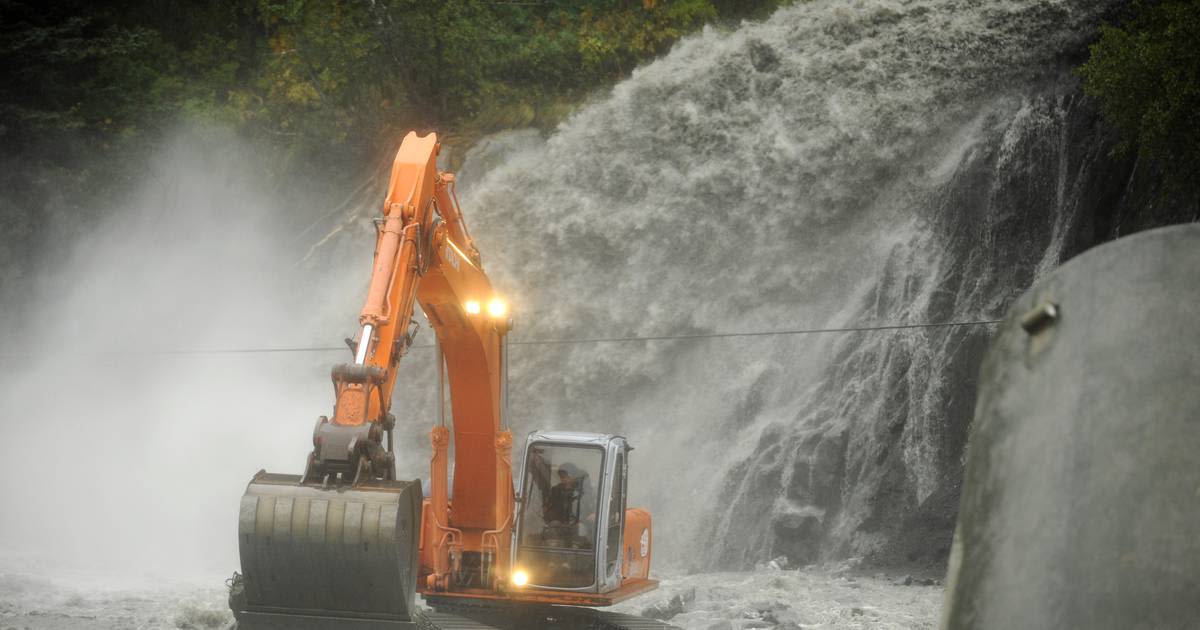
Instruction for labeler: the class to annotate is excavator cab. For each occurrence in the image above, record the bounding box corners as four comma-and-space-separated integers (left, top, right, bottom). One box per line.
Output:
511, 432, 653, 599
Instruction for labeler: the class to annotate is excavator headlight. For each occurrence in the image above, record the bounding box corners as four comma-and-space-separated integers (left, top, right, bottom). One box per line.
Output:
464, 300, 481, 315
487, 299, 507, 318
511, 569, 529, 588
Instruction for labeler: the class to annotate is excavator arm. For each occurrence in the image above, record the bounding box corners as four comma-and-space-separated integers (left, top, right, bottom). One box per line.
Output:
307, 132, 515, 587
308, 132, 505, 478
237, 133, 513, 628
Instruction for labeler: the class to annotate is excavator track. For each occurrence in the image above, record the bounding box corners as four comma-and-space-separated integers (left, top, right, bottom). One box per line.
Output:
420, 611, 506, 630
425, 595, 682, 630
231, 609, 503, 630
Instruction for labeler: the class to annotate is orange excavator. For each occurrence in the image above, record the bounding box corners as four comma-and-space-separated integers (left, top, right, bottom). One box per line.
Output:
230, 132, 668, 630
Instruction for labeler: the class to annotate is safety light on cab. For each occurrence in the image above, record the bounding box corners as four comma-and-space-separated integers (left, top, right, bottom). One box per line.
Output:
464, 300, 481, 315
511, 569, 529, 588
487, 299, 507, 318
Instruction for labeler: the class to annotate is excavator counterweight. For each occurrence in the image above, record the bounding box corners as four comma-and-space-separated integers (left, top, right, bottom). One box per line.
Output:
230, 132, 664, 630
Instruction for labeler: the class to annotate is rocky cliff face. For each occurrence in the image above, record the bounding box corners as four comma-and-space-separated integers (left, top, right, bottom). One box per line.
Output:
705, 88, 1153, 571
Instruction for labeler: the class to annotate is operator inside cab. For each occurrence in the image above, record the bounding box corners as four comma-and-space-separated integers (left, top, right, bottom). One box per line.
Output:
543, 463, 595, 534
519, 445, 602, 587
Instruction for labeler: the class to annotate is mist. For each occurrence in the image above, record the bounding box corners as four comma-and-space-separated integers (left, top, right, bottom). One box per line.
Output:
0, 129, 388, 581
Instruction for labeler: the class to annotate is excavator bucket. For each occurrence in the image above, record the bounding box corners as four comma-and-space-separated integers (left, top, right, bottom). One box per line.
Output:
232, 471, 424, 629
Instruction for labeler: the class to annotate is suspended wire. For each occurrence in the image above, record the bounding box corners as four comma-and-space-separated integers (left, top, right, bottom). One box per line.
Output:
0, 318, 1003, 358
507, 319, 1003, 346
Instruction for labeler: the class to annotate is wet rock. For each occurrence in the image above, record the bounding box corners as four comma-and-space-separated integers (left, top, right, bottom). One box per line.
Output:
173, 604, 229, 629
642, 593, 687, 621
828, 557, 863, 578
746, 39, 781, 73
761, 603, 801, 626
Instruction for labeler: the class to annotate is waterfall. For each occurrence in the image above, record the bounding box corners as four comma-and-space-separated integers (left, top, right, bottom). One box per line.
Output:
450, 0, 1125, 570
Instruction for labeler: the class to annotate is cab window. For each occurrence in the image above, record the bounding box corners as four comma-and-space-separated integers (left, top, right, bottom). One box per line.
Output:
518, 444, 603, 588
605, 451, 625, 579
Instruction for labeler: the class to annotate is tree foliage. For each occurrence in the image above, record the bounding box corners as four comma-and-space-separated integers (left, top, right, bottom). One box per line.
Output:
1, 0, 777, 169
1079, 0, 1200, 192
0, 0, 787, 310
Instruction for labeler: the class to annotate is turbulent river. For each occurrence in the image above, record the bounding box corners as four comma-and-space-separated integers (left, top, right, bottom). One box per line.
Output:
0, 0, 1134, 628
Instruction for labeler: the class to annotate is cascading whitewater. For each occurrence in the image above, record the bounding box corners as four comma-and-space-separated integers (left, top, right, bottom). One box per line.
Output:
447, 0, 1127, 569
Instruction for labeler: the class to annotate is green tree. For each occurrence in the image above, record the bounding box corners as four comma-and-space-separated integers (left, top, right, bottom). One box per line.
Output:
1079, 0, 1200, 193
0, 0, 792, 315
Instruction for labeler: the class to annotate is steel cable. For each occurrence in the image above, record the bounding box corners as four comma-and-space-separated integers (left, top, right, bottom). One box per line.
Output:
0, 318, 1003, 358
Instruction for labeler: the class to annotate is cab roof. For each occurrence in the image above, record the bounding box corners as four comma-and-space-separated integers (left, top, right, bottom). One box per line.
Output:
524, 430, 628, 447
